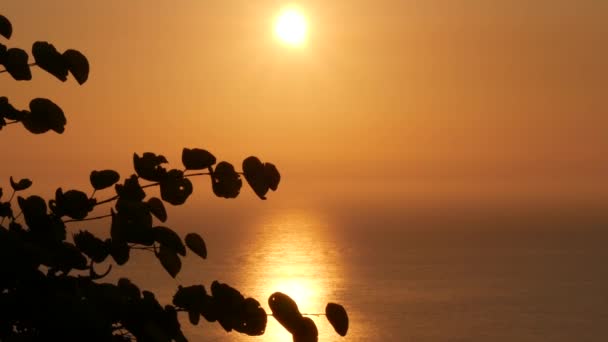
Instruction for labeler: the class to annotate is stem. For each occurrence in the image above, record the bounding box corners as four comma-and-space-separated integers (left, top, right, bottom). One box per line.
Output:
93, 173, 213, 208
267, 313, 326, 317
94, 195, 118, 206
0, 62, 37, 74
183, 172, 211, 177
63, 213, 112, 224
1, 190, 16, 226
130, 246, 155, 251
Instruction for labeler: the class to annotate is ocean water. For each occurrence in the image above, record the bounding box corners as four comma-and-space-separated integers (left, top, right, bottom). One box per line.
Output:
106, 203, 608, 341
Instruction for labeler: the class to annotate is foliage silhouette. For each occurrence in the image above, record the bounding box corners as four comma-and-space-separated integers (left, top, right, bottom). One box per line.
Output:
0, 14, 349, 341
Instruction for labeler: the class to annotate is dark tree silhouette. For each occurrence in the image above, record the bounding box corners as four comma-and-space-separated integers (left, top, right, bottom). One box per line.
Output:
0, 14, 348, 341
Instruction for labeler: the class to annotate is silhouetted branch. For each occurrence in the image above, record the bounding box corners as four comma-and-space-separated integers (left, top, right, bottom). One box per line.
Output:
0, 62, 37, 73
63, 213, 112, 223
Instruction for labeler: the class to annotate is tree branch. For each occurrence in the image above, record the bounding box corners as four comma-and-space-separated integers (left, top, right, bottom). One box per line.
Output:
63, 213, 112, 223
0, 62, 37, 74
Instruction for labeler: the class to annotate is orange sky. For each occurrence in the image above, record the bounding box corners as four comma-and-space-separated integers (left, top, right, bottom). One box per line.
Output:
1, 1, 607, 210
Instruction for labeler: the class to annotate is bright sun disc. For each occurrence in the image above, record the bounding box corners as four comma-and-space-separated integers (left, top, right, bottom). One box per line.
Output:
274, 7, 308, 46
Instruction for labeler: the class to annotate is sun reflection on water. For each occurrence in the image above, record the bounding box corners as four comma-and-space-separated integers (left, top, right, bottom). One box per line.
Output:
239, 209, 344, 342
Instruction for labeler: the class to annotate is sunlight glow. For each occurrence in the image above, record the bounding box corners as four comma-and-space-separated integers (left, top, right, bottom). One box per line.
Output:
238, 210, 343, 341
274, 7, 308, 46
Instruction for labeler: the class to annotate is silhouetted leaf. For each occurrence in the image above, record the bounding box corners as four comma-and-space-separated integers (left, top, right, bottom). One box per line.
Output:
268, 292, 303, 334
49, 188, 95, 220
109, 239, 130, 265
243, 156, 280, 199
23, 98, 66, 134
133, 152, 168, 182
147, 197, 167, 222
0, 96, 24, 121
59, 242, 88, 271
185, 233, 207, 259
90, 170, 120, 190
212, 161, 242, 199
0, 15, 12, 39
0, 202, 12, 218
157, 245, 181, 278
173, 285, 213, 326
32, 41, 68, 81
265, 163, 281, 191
115, 175, 146, 202
182, 148, 216, 170
117, 278, 141, 300
173, 285, 207, 310
0, 43, 5, 63
17, 195, 47, 223
74, 230, 109, 263
189, 310, 200, 325
112, 202, 154, 245
4, 48, 31, 80
153, 226, 185, 256
9, 176, 32, 191
63, 49, 89, 84
293, 317, 318, 342
160, 169, 192, 205
110, 209, 126, 243
238, 297, 267, 336
325, 303, 349, 336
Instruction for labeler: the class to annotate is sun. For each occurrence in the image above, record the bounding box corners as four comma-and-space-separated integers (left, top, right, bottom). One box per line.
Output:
274, 7, 308, 46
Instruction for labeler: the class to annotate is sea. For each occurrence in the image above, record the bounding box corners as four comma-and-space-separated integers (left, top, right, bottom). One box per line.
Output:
102, 196, 608, 342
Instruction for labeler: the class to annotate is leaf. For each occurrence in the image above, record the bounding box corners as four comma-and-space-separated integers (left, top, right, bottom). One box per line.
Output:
268, 292, 304, 334
189, 310, 200, 325
63, 49, 89, 84
112, 202, 154, 246
173, 284, 207, 310
182, 148, 216, 170
114, 175, 146, 202
32, 41, 68, 81
59, 242, 88, 271
117, 278, 141, 300
211, 161, 242, 199
157, 245, 181, 278
0, 96, 24, 121
49, 188, 94, 220
90, 170, 120, 190
133, 152, 168, 182
264, 163, 281, 191
17, 195, 47, 223
153, 226, 186, 256
185, 233, 207, 259
0, 43, 6, 65
159, 169, 193, 205
0, 202, 13, 218
4, 48, 31, 80
147, 197, 167, 222
239, 297, 267, 336
0, 15, 12, 39
293, 317, 318, 342
73, 230, 109, 263
9, 176, 32, 191
109, 239, 130, 265
23, 98, 66, 134
325, 303, 349, 336
242, 156, 280, 199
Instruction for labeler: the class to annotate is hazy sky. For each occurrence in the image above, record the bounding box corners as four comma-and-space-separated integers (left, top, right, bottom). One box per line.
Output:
1, 0, 606, 210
